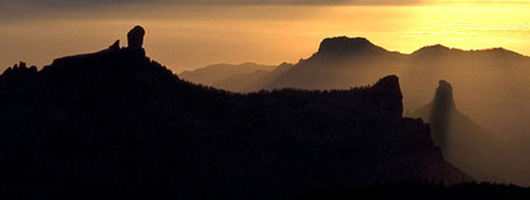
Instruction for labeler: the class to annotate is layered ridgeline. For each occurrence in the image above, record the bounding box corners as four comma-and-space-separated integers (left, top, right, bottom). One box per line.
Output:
182, 37, 530, 114
0, 27, 474, 199
179, 62, 275, 86
180, 37, 530, 137
181, 37, 530, 185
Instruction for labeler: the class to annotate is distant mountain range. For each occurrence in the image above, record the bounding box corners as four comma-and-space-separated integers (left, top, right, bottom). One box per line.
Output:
0, 27, 475, 199
180, 36, 530, 117
181, 36, 530, 112
179, 62, 275, 86
181, 36, 530, 185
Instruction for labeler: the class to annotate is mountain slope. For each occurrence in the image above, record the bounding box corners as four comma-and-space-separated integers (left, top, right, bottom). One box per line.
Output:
198, 37, 530, 111
409, 80, 519, 183
179, 62, 274, 86
258, 37, 407, 91
190, 37, 530, 130
187, 36, 530, 185
0, 27, 472, 199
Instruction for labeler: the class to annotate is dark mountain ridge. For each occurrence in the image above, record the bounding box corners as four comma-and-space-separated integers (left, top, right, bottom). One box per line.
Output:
0, 27, 474, 199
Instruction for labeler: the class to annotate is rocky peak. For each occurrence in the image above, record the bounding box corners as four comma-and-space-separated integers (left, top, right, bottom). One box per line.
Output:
371, 75, 404, 118
433, 80, 455, 110
317, 36, 386, 56
127, 25, 145, 49
109, 40, 120, 50
2, 61, 38, 76
427, 80, 456, 156
0, 62, 39, 97
49, 26, 148, 69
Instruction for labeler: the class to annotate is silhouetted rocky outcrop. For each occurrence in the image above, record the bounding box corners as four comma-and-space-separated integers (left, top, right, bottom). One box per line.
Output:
109, 40, 120, 50
370, 75, 404, 119
127, 25, 145, 49
0, 27, 475, 199
428, 80, 455, 154
0, 62, 40, 104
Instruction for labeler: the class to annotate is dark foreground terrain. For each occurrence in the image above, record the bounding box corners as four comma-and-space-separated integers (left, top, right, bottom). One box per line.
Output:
298, 182, 530, 200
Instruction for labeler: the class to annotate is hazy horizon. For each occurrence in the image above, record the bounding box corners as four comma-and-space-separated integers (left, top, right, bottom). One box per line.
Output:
2, 2, 530, 73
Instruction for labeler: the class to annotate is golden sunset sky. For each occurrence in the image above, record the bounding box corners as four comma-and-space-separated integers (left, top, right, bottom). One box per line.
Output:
1, 0, 530, 72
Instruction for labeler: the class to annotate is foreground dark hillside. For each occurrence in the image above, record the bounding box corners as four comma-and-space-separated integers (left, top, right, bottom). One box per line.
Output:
298, 182, 530, 200
0, 28, 474, 199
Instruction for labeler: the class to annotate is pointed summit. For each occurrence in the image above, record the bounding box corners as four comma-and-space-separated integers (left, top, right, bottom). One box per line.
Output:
409, 80, 456, 156
428, 80, 455, 155
317, 36, 387, 56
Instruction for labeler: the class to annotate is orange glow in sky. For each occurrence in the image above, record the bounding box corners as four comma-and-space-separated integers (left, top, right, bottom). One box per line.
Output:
1, 2, 530, 72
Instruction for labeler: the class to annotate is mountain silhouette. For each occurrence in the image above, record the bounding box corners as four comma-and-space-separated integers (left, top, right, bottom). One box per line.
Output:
411, 44, 456, 56
410, 80, 521, 184
0, 26, 476, 199
182, 36, 530, 185
316, 37, 391, 56
185, 37, 529, 105
421, 80, 455, 154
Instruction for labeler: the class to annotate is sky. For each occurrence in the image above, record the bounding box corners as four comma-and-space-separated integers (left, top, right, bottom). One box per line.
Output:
1, 0, 530, 72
